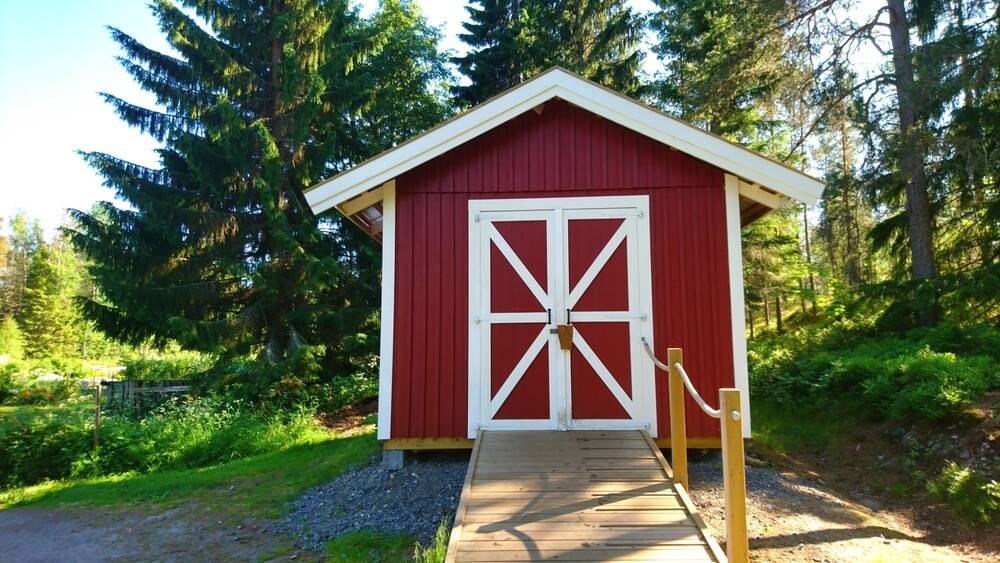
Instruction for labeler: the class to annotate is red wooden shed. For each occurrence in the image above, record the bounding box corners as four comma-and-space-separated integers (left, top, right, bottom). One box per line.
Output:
305, 68, 823, 450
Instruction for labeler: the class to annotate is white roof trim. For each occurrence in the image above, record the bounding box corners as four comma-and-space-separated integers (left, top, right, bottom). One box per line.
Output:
305, 68, 823, 215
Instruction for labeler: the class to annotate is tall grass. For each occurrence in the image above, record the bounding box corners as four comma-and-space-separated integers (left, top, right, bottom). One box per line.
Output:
0, 396, 325, 488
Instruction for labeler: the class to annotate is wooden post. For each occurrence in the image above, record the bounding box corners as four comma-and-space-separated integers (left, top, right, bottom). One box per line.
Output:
720, 388, 748, 563
94, 381, 102, 451
667, 348, 688, 490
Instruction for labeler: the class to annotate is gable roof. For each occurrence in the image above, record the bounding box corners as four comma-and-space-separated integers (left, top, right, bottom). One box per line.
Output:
305, 67, 824, 217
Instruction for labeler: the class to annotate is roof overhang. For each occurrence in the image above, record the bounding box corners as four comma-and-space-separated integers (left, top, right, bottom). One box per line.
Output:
306, 67, 823, 233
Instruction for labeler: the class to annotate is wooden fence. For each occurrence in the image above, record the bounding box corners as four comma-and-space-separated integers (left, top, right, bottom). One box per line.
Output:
100, 379, 191, 413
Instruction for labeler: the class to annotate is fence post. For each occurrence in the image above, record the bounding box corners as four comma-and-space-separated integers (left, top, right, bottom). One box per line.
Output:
667, 348, 688, 490
720, 388, 748, 563
94, 381, 102, 452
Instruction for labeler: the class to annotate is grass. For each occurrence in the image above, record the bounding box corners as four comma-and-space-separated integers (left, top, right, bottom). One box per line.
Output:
0, 401, 91, 421
749, 399, 858, 453
324, 519, 451, 563
324, 530, 416, 562
0, 425, 380, 520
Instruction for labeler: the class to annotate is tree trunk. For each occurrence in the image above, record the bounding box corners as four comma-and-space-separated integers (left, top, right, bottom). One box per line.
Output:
799, 279, 807, 314
801, 206, 817, 313
763, 299, 770, 327
887, 0, 938, 325
774, 294, 783, 333
747, 307, 755, 339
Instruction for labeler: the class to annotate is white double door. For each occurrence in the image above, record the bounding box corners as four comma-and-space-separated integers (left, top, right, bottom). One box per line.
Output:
468, 196, 656, 434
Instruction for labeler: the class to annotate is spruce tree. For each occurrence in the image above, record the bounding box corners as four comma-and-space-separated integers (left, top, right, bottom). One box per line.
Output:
649, 0, 804, 144
525, 0, 644, 96
20, 242, 82, 359
69, 0, 448, 378
453, 0, 644, 106
452, 0, 528, 106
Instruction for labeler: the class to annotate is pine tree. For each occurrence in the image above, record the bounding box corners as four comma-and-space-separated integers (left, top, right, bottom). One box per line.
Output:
68, 0, 448, 376
453, 0, 644, 106
524, 0, 644, 96
649, 0, 804, 143
20, 242, 82, 359
453, 1, 528, 106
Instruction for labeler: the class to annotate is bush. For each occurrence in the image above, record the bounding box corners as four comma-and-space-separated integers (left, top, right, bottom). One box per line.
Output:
749, 321, 999, 424
0, 396, 325, 488
928, 462, 1000, 525
863, 348, 994, 420
0, 359, 91, 406
0, 318, 24, 361
121, 353, 213, 381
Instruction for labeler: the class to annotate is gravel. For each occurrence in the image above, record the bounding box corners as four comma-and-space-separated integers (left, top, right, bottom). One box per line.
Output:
276, 451, 469, 549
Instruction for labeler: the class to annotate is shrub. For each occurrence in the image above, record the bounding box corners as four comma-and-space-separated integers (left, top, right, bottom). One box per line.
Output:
749, 321, 999, 424
928, 462, 1000, 525
0, 318, 24, 360
0, 396, 325, 488
0, 359, 89, 406
863, 348, 994, 420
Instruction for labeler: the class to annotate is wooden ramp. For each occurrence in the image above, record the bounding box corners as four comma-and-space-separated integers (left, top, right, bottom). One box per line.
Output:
446, 430, 725, 562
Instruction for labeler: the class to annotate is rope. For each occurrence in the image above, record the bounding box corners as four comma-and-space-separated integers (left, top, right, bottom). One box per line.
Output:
640, 337, 722, 419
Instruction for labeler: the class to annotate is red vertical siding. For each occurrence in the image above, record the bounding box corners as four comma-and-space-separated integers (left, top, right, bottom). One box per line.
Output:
390, 99, 733, 439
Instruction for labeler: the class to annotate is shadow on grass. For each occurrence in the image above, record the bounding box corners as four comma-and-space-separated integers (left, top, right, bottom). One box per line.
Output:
0, 429, 379, 519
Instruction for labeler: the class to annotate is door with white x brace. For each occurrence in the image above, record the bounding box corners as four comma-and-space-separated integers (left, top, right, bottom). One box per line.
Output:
468, 195, 657, 435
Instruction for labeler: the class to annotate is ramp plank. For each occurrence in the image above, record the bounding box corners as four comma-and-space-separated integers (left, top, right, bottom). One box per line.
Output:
446, 430, 723, 562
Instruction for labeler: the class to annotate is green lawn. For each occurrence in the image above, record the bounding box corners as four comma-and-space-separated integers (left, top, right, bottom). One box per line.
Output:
0, 425, 380, 520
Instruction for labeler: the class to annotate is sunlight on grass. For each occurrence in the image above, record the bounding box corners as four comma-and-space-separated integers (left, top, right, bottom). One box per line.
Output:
325, 529, 415, 563
751, 400, 856, 453
0, 425, 379, 520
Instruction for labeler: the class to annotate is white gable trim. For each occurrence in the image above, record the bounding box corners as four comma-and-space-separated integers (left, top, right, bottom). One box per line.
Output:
305, 68, 824, 215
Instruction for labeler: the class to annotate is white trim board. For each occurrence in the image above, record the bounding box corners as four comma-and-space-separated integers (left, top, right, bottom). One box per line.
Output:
305, 67, 824, 216
375, 180, 396, 440
724, 175, 752, 438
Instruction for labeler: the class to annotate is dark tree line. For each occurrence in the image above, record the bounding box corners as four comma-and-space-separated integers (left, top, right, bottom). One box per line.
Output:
67, 0, 998, 388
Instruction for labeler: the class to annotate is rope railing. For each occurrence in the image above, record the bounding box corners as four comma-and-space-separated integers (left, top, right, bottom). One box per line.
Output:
641, 338, 721, 419
639, 338, 749, 563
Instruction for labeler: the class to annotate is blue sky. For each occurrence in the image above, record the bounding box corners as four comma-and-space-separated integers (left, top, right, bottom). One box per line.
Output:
0, 0, 656, 236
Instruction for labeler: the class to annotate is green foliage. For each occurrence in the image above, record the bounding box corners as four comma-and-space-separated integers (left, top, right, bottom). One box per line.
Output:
0, 359, 94, 406
1, 428, 378, 516
121, 353, 212, 381
453, 0, 644, 106
19, 241, 84, 359
649, 0, 805, 146
68, 0, 448, 385
0, 212, 43, 320
413, 519, 451, 563
325, 530, 415, 563
749, 317, 999, 424
0, 317, 23, 360
928, 461, 1000, 525
0, 396, 324, 489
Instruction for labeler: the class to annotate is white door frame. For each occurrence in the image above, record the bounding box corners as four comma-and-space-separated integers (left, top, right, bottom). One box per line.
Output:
467, 195, 656, 437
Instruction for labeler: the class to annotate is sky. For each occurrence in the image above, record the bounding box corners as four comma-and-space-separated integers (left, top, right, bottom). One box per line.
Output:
1, 0, 812, 238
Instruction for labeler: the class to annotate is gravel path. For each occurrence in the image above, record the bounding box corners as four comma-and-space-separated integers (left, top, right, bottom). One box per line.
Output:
686, 453, 994, 562
276, 451, 468, 549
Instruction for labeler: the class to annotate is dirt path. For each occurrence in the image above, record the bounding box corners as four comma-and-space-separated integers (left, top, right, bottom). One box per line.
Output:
687, 453, 996, 562
0, 504, 308, 563
2, 447, 995, 561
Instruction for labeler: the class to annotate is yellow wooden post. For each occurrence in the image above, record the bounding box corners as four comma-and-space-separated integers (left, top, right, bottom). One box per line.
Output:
720, 388, 748, 563
667, 348, 687, 490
